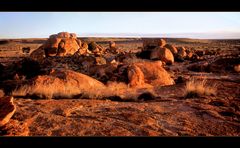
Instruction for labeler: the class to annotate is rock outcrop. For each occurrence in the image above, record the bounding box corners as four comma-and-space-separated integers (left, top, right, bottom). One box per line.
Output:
30, 32, 81, 60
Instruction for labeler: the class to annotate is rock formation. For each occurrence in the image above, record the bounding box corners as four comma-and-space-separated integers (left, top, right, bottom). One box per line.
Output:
127, 61, 174, 87
150, 47, 174, 64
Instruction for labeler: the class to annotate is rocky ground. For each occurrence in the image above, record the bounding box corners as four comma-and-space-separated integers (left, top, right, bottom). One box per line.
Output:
0, 36, 239, 136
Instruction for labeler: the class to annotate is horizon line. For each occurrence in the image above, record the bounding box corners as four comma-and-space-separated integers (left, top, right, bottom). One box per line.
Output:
1, 32, 240, 40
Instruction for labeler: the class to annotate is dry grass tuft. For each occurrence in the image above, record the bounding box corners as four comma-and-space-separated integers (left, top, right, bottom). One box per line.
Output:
185, 78, 217, 98
12, 82, 84, 99
12, 80, 156, 101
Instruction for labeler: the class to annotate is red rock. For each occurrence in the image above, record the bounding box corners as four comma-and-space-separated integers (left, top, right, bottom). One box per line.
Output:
70, 33, 77, 39
30, 32, 80, 59
60, 38, 80, 56
127, 61, 174, 87
164, 44, 178, 55
150, 47, 174, 64
128, 64, 145, 87
57, 32, 70, 38
177, 47, 187, 58
109, 41, 116, 48
0, 96, 16, 127
234, 64, 240, 73
12, 69, 106, 99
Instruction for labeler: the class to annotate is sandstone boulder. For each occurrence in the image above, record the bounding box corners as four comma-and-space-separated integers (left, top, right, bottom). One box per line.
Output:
44, 36, 62, 51
164, 44, 178, 55
127, 61, 174, 87
30, 32, 80, 59
128, 64, 145, 87
59, 38, 80, 56
0, 96, 16, 127
150, 47, 174, 65
12, 69, 106, 99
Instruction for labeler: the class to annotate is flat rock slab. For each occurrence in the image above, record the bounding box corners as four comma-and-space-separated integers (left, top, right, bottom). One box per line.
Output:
1, 98, 239, 136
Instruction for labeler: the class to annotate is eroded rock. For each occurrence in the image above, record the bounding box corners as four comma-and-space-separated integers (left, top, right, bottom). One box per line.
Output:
0, 96, 16, 127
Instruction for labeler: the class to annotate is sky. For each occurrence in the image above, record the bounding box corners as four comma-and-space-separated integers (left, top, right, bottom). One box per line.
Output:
0, 12, 240, 39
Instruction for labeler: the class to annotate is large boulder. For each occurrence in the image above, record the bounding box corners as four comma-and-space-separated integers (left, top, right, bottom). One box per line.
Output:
127, 61, 175, 87
12, 69, 106, 99
44, 36, 62, 52
164, 44, 178, 55
59, 38, 80, 56
30, 32, 80, 59
0, 96, 16, 127
150, 47, 174, 65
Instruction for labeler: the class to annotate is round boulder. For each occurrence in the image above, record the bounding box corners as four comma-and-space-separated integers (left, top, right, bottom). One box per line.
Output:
150, 47, 174, 65
127, 61, 174, 87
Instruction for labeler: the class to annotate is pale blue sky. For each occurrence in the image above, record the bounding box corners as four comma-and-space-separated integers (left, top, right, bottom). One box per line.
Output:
0, 12, 240, 39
